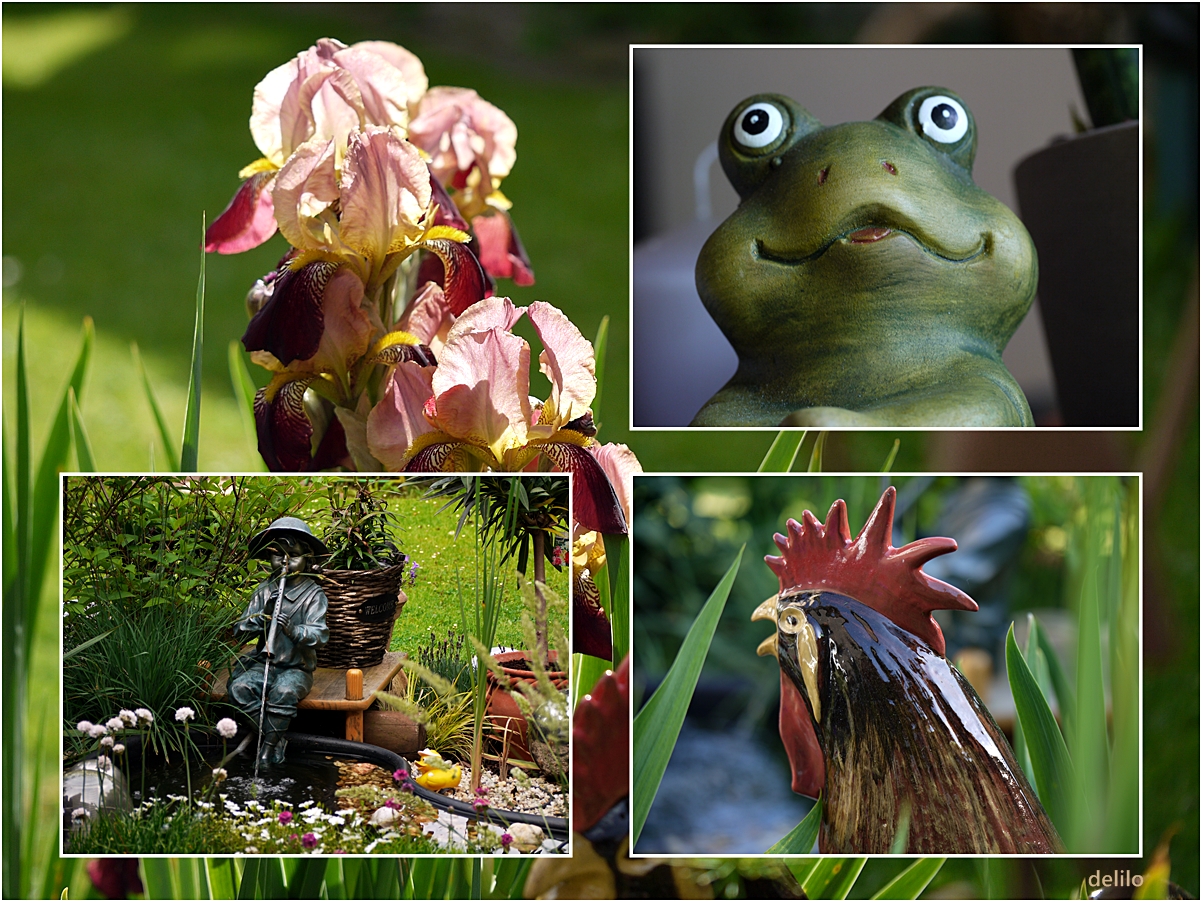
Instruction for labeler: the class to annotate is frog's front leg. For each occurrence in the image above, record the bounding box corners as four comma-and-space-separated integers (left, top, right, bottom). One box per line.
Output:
781, 375, 1033, 428
779, 407, 891, 427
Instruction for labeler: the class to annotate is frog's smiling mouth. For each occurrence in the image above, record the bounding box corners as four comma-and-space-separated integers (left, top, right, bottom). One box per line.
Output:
755, 224, 989, 266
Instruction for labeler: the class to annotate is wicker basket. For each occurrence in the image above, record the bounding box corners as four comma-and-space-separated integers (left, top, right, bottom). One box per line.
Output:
316, 563, 408, 669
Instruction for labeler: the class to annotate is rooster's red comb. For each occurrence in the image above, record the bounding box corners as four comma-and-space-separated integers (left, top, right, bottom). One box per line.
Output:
764, 486, 977, 656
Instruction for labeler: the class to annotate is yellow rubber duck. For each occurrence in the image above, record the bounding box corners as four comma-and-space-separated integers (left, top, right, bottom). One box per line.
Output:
413, 748, 462, 791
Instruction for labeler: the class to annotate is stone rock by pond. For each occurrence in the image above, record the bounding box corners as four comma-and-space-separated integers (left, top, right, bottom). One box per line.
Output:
63, 758, 131, 833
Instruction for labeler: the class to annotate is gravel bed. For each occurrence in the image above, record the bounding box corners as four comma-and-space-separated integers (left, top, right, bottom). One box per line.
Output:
422, 762, 567, 819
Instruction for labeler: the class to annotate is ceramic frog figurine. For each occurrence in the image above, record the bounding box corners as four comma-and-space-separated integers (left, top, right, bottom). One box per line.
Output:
692, 87, 1037, 427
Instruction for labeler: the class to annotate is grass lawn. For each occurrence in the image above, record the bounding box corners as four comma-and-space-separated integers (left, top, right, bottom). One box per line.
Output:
380, 488, 570, 659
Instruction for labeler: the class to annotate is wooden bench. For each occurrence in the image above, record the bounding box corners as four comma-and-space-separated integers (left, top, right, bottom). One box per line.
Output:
209, 651, 406, 742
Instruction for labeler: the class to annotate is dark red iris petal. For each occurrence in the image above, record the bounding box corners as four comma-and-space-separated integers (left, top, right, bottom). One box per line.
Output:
204, 171, 277, 254
254, 380, 314, 472
402, 440, 459, 472
242, 260, 338, 366
87, 858, 144, 900
573, 572, 613, 660
572, 656, 629, 834
310, 414, 349, 471
422, 238, 489, 316
541, 442, 626, 535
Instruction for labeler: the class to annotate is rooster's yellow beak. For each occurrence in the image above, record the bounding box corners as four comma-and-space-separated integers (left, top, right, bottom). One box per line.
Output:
752, 593, 822, 722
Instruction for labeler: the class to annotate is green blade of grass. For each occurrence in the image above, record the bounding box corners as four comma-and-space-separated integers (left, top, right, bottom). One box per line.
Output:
29, 316, 92, 658
1071, 511, 1107, 848
132, 341, 179, 469
1105, 480, 1139, 852
803, 857, 867, 899
67, 388, 95, 472
1006, 623, 1076, 835
572, 653, 612, 706
880, 438, 901, 473
632, 545, 744, 845
205, 859, 237, 899
767, 794, 822, 853
63, 627, 115, 660
236, 859, 261, 900
758, 430, 806, 472
228, 340, 262, 467
1011, 619, 1037, 789
325, 858, 347, 900
180, 219, 206, 471
1031, 616, 1076, 741
591, 315, 609, 431
489, 858, 532, 899
605, 532, 629, 666
288, 859, 329, 899
888, 801, 912, 854
3, 306, 29, 900
807, 431, 828, 472
872, 859, 947, 899
140, 859, 176, 899
177, 858, 201, 898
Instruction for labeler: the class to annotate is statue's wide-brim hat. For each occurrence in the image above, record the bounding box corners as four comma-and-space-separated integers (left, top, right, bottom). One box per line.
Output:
248, 517, 329, 559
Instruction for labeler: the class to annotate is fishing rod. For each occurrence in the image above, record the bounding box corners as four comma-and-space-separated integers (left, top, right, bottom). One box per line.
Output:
253, 550, 291, 778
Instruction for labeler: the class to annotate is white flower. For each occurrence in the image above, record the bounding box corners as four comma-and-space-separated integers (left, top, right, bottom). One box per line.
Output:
119, 709, 138, 726
112, 743, 125, 755
215, 718, 238, 739
76, 720, 94, 734
87, 724, 108, 739
105, 717, 125, 732
212, 767, 228, 782
95, 755, 113, 772
244, 846, 258, 854
100, 736, 114, 749
174, 707, 195, 723
135, 708, 153, 725
71, 807, 89, 820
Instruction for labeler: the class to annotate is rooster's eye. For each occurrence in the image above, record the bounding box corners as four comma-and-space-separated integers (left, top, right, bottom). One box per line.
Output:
780, 606, 805, 634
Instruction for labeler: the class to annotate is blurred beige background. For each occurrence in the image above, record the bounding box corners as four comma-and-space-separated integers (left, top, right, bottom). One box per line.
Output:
633, 46, 1089, 426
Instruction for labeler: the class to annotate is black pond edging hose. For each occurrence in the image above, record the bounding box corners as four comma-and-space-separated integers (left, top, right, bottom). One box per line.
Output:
286, 733, 570, 843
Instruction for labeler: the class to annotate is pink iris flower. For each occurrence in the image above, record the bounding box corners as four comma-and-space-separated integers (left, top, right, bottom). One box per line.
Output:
245, 127, 487, 471
366, 296, 625, 534
205, 38, 426, 255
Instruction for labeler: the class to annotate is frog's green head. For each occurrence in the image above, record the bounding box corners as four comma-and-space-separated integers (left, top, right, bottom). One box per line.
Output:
697, 87, 1036, 370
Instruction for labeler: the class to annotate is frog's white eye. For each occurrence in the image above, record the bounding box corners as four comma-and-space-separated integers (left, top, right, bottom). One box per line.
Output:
917, 95, 969, 144
733, 102, 785, 149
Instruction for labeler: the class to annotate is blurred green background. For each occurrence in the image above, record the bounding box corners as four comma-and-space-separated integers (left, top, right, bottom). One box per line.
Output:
3, 3, 1197, 897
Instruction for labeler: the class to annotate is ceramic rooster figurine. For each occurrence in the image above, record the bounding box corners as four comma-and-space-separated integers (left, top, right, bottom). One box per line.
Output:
754, 486, 1062, 854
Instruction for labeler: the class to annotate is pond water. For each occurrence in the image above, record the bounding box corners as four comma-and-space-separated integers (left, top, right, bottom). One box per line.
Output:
635, 721, 815, 855
128, 746, 365, 810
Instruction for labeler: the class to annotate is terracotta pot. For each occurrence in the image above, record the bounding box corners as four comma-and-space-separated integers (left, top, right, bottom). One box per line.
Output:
485, 650, 567, 763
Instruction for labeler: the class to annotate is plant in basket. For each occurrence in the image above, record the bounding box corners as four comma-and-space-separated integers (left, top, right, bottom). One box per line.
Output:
314, 479, 411, 669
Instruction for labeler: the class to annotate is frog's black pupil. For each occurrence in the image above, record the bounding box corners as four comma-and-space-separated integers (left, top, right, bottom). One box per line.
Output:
933, 103, 957, 130
742, 109, 769, 135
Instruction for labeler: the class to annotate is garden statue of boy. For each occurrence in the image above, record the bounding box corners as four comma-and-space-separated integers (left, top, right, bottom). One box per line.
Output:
228, 517, 329, 766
